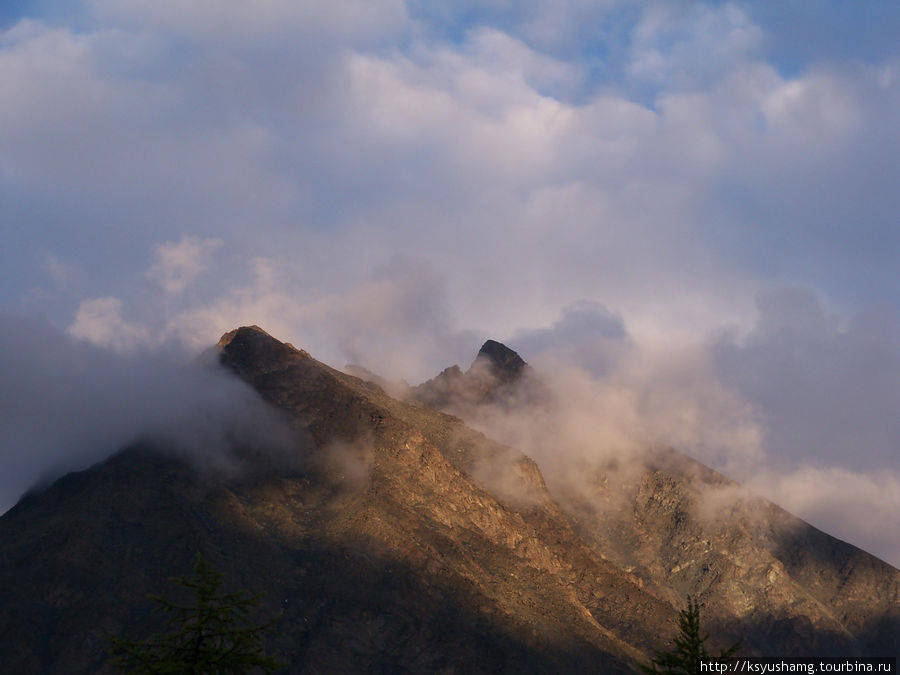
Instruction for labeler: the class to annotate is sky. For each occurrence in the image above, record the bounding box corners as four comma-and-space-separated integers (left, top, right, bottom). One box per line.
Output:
0, 1, 898, 564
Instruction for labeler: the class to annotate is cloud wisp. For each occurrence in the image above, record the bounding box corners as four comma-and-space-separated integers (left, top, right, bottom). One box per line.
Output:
0, 313, 295, 514
416, 296, 900, 567
148, 235, 223, 296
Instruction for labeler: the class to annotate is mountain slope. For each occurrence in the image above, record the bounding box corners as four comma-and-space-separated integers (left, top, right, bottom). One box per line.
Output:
0, 327, 672, 673
554, 449, 900, 656
404, 339, 900, 658
0, 326, 896, 673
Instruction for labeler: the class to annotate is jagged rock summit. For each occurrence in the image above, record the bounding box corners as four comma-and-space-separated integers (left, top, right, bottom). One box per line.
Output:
0, 326, 897, 674
471, 339, 527, 384
0, 327, 667, 673
393, 333, 900, 659
217, 324, 311, 376
412, 337, 543, 412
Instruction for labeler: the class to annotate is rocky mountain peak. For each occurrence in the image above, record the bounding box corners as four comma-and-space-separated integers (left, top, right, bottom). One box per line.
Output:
216, 323, 268, 345
470, 339, 527, 384
411, 341, 530, 411
217, 325, 310, 377
0, 326, 897, 673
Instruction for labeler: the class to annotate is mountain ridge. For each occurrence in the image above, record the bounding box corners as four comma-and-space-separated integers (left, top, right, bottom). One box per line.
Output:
0, 326, 896, 673
350, 328, 900, 656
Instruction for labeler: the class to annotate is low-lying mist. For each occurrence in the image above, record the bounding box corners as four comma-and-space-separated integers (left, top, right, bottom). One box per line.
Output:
0, 314, 295, 514
388, 296, 900, 568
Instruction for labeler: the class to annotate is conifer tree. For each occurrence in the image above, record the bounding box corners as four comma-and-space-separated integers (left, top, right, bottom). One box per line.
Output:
109, 554, 283, 674
642, 596, 740, 675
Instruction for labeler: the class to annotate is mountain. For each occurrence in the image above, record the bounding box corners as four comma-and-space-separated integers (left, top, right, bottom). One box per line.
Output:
0, 326, 896, 673
413, 339, 547, 413
409, 339, 900, 657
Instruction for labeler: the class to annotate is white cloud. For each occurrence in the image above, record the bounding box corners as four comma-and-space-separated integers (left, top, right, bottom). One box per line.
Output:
507, 302, 765, 477
4, 3, 897, 336
628, 3, 762, 89
512, 300, 629, 376
162, 255, 477, 383
482, 295, 899, 565
87, 0, 410, 47
0, 313, 294, 514
462, 26, 585, 97
69, 297, 152, 353
148, 235, 222, 295
746, 466, 900, 567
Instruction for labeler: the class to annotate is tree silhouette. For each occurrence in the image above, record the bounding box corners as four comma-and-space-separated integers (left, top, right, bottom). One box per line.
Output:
642, 596, 740, 675
109, 554, 283, 674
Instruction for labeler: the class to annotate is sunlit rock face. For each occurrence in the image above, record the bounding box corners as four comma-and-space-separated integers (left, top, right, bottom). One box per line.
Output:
0, 326, 896, 673
409, 334, 900, 658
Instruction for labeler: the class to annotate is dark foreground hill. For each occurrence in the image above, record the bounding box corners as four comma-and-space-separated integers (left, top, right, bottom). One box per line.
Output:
0, 326, 896, 673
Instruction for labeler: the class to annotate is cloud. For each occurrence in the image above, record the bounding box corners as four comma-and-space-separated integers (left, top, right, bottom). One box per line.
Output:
0, 313, 294, 514
511, 300, 629, 376
148, 235, 222, 295
706, 62, 900, 304
4, 2, 898, 337
711, 288, 900, 471
449, 302, 765, 490
82, 246, 477, 384
87, 0, 410, 48
69, 297, 153, 353
633, 3, 762, 86
456, 294, 899, 565
745, 466, 900, 568
162, 255, 480, 384
457, 26, 585, 98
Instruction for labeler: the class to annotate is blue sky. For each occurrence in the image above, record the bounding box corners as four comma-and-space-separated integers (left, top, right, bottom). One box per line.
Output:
1, 1, 899, 564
